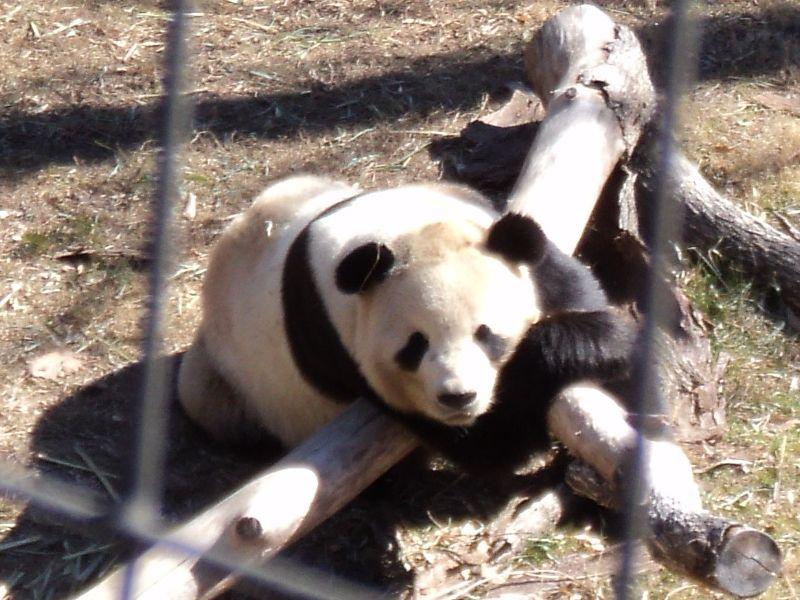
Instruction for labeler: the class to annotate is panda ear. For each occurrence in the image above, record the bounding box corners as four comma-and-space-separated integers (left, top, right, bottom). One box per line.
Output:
486, 213, 547, 265
335, 242, 396, 294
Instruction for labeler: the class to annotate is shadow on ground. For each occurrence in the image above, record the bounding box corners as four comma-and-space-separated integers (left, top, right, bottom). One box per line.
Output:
0, 354, 568, 599
1, 3, 797, 178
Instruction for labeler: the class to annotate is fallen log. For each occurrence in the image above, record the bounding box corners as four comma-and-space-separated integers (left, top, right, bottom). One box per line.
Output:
436, 86, 800, 322
507, 3, 654, 251
633, 127, 800, 317
75, 400, 417, 599
406, 377, 778, 600
556, 386, 782, 597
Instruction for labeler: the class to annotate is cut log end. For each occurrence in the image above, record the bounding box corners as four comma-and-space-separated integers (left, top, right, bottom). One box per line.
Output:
646, 507, 783, 598
714, 527, 782, 598
555, 387, 782, 597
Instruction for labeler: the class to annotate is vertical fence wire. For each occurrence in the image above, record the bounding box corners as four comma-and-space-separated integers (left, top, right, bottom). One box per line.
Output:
0, 1, 703, 598
124, 0, 193, 533
616, 1, 698, 598
118, 2, 194, 596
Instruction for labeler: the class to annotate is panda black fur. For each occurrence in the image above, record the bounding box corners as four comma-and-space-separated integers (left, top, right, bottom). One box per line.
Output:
178, 175, 634, 476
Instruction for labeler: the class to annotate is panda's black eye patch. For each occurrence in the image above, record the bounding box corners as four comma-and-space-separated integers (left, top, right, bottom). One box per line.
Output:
475, 324, 508, 361
396, 332, 429, 372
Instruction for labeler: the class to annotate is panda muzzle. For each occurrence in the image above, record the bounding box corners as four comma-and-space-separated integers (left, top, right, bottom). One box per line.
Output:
437, 391, 477, 409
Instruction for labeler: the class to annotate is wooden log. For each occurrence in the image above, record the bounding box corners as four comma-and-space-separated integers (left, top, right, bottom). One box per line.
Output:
75, 400, 417, 599
439, 91, 800, 320
548, 384, 701, 510
552, 385, 781, 597
634, 128, 800, 317
508, 4, 654, 253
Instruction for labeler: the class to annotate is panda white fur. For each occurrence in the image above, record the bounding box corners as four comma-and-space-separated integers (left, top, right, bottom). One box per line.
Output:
178, 174, 634, 475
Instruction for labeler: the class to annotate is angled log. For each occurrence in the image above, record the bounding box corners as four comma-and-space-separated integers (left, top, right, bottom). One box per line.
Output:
557, 388, 782, 598
633, 127, 800, 316
437, 89, 800, 320
75, 400, 417, 599
508, 4, 654, 252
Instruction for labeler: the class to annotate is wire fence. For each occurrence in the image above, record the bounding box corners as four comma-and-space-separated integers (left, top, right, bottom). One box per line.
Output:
1, 1, 710, 598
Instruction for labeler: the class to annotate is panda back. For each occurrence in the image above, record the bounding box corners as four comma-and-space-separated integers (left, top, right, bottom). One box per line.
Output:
201, 176, 363, 445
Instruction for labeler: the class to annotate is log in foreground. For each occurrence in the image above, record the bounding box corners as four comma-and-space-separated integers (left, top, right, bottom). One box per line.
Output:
552, 385, 781, 598
76, 400, 417, 599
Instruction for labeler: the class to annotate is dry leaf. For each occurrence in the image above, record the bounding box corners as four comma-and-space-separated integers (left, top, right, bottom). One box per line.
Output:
28, 351, 83, 380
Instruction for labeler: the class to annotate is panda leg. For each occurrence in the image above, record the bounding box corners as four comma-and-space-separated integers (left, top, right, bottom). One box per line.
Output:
521, 309, 636, 385
177, 333, 271, 447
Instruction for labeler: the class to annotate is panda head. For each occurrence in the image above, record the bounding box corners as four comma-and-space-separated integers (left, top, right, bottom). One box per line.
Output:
335, 212, 546, 426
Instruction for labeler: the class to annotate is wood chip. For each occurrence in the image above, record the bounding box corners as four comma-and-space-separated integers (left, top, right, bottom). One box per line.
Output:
28, 351, 83, 380
752, 91, 800, 116
183, 191, 197, 220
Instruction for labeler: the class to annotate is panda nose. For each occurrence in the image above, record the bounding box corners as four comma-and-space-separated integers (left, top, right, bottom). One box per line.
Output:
438, 391, 477, 409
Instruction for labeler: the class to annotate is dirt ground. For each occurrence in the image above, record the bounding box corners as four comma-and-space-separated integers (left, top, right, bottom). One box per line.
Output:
1, 0, 799, 598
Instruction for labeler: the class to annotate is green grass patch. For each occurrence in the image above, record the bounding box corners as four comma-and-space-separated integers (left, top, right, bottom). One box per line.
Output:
681, 256, 799, 598
16, 214, 102, 259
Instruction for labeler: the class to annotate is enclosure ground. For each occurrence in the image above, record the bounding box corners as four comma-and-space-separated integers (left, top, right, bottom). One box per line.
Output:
0, 1, 798, 598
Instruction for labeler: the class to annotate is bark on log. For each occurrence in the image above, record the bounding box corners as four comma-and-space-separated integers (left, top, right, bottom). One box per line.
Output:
633, 128, 800, 316
548, 384, 702, 510
76, 400, 417, 599
654, 287, 727, 442
436, 90, 800, 320
508, 4, 654, 253
564, 457, 781, 597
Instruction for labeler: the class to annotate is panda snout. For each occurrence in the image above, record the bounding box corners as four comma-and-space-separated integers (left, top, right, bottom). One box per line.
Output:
437, 391, 477, 409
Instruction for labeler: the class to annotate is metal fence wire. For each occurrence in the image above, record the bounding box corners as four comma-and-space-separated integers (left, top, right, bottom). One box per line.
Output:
0, 0, 758, 598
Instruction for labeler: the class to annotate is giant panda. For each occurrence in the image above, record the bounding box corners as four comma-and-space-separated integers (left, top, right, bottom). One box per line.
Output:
178, 174, 634, 476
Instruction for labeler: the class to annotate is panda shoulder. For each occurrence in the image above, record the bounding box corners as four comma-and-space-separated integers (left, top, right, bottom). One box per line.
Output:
422, 182, 499, 215
534, 242, 610, 313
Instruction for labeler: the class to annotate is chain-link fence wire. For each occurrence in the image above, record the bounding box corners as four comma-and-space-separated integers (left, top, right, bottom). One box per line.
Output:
0, 1, 701, 598
617, 0, 696, 597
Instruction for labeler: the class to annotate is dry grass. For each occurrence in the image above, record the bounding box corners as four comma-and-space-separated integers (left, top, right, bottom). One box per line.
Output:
1, 0, 799, 598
